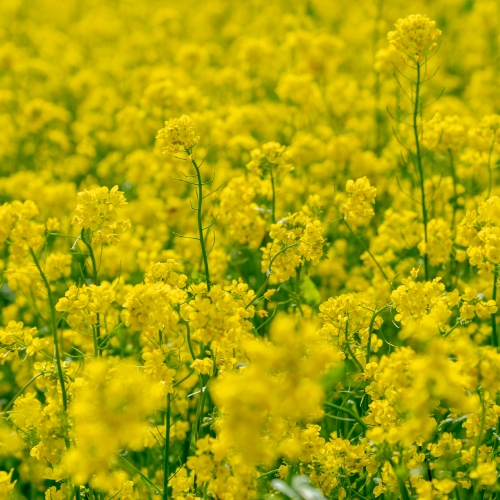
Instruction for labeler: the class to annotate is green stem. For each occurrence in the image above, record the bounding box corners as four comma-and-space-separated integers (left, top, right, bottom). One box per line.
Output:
419, 444, 433, 482
163, 392, 171, 500
295, 264, 301, 293
294, 264, 302, 313
185, 324, 209, 385
80, 228, 98, 284
2, 371, 45, 413
324, 402, 368, 430
256, 469, 279, 480
413, 61, 429, 281
473, 390, 486, 469
119, 456, 161, 495
245, 243, 300, 310
448, 149, 458, 230
387, 457, 410, 500
343, 219, 393, 288
344, 321, 364, 372
191, 156, 211, 291
29, 248, 70, 449
173, 369, 195, 388
269, 164, 276, 224
372, 0, 385, 156
442, 320, 461, 338
80, 228, 101, 357
487, 138, 495, 199
193, 385, 207, 443
185, 323, 197, 361
492, 270, 498, 348
365, 305, 389, 364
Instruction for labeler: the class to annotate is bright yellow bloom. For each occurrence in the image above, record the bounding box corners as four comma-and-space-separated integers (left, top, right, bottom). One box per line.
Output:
72, 185, 130, 245
388, 14, 442, 62
156, 115, 199, 154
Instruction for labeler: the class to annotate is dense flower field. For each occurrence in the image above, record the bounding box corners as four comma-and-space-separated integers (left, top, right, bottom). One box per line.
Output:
1, 1, 500, 499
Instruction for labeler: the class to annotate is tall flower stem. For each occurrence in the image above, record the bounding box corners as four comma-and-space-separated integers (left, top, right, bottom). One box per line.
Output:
388, 457, 410, 500
80, 228, 98, 284
362, 305, 390, 414
163, 392, 171, 500
245, 243, 300, 310
343, 219, 393, 288
372, 0, 385, 156
448, 149, 458, 230
365, 305, 390, 364
269, 164, 276, 223
487, 138, 495, 199
492, 269, 498, 348
190, 155, 211, 291
473, 390, 485, 469
413, 61, 429, 280
2, 371, 46, 413
344, 321, 364, 373
80, 228, 101, 357
29, 247, 70, 449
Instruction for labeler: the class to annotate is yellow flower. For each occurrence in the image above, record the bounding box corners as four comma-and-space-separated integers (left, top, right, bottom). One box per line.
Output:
388, 14, 442, 62
156, 115, 199, 154
0, 470, 16, 500
191, 358, 214, 375
339, 177, 377, 227
469, 461, 498, 486
72, 185, 130, 246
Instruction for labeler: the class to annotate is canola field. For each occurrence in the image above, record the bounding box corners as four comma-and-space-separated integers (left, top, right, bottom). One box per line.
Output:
1, 1, 500, 499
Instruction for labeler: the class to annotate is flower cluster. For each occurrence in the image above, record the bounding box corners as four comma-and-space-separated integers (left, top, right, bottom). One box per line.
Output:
1, 4, 500, 500
180, 282, 255, 347
458, 196, 500, 273
55, 284, 116, 334
390, 273, 456, 325
423, 113, 466, 154
0, 321, 48, 362
246, 142, 294, 177
122, 280, 187, 335
0, 200, 45, 263
62, 363, 163, 486
387, 14, 442, 62
339, 177, 377, 227
156, 115, 199, 154
418, 217, 453, 266
72, 186, 130, 246
261, 210, 325, 284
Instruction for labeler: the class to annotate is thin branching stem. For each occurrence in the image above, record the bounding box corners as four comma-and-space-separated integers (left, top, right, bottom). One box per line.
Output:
487, 138, 496, 199
387, 457, 410, 500
473, 389, 486, 470
185, 323, 197, 361
269, 164, 276, 223
163, 392, 171, 500
413, 61, 429, 280
448, 149, 458, 230
343, 218, 393, 289
189, 153, 211, 291
365, 305, 390, 364
80, 228, 101, 357
492, 269, 498, 348
2, 371, 46, 413
29, 248, 70, 449
344, 321, 364, 372
325, 402, 368, 430
245, 243, 300, 310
